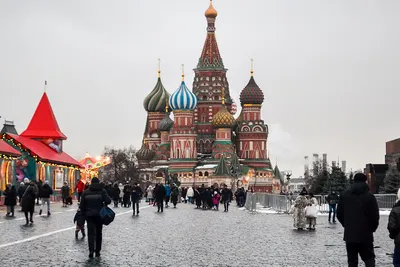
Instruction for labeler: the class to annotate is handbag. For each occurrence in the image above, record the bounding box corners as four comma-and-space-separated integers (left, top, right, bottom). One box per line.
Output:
99, 206, 115, 226
305, 205, 318, 218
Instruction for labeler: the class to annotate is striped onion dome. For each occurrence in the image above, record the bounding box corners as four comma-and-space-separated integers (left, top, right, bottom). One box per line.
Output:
212, 105, 235, 128
169, 81, 198, 111
136, 142, 155, 161
143, 78, 170, 112
239, 76, 264, 106
159, 112, 174, 131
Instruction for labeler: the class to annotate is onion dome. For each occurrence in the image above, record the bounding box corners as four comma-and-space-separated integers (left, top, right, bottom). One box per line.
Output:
239, 76, 264, 106
159, 112, 174, 132
169, 70, 198, 111
136, 141, 155, 161
205, 0, 218, 18
230, 102, 237, 115
212, 105, 235, 128
143, 76, 170, 112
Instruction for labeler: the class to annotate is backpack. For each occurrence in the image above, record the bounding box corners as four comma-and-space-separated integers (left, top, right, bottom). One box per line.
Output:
99, 206, 115, 226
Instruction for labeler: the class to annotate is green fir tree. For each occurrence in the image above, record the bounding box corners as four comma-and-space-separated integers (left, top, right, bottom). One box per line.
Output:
381, 167, 400, 193
324, 166, 349, 194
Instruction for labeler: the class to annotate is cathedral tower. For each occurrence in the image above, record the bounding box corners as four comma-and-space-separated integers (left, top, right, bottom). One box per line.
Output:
193, 0, 232, 154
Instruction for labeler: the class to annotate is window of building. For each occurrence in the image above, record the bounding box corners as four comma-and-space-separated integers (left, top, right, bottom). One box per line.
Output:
205, 171, 209, 177
199, 171, 203, 177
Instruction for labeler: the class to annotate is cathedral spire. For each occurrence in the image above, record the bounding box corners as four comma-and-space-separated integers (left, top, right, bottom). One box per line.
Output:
197, 0, 224, 70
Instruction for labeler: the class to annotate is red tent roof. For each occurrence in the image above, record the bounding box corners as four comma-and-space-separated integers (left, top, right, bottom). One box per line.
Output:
0, 140, 21, 157
5, 134, 81, 167
20, 92, 67, 140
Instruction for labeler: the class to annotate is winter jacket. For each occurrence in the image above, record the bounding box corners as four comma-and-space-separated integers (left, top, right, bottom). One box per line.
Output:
147, 186, 154, 199
18, 186, 25, 199
21, 184, 37, 212
165, 185, 171, 197
39, 184, 53, 198
212, 193, 221, 205
74, 210, 86, 226
75, 181, 86, 193
118, 184, 124, 198
79, 183, 111, 217
388, 201, 400, 245
61, 185, 70, 198
155, 185, 166, 201
105, 184, 115, 199
187, 187, 194, 198
171, 186, 179, 197
4, 186, 17, 206
221, 188, 233, 202
337, 182, 379, 243
113, 185, 120, 201
326, 193, 339, 205
131, 185, 143, 202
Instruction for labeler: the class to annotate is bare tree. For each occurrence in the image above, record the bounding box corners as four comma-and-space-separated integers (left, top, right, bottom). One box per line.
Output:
99, 146, 139, 184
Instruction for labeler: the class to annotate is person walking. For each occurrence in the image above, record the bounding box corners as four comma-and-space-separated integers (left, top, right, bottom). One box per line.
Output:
147, 185, 154, 205
79, 177, 111, 259
21, 179, 38, 225
194, 186, 201, 209
61, 182, 70, 207
388, 188, 400, 265
74, 208, 86, 239
337, 173, 379, 267
131, 183, 143, 216
305, 192, 318, 230
112, 183, 120, 208
155, 183, 166, 213
187, 187, 194, 204
221, 184, 233, 212
118, 183, 124, 205
326, 190, 339, 223
293, 188, 308, 230
212, 191, 221, 211
4, 184, 17, 217
39, 180, 53, 216
18, 181, 25, 211
170, 184, 179, 208
75, 179, 86, 203
165, 183, 171, 208
123, 184, 132, 208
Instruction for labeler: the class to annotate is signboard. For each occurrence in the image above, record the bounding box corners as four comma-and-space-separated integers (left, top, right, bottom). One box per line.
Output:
55, 169, 64, 188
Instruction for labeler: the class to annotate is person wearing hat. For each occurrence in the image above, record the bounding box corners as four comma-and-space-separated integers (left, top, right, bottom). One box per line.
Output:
79, 177, 111, 258
39, 180, 53, 216
337, 173, 379, 267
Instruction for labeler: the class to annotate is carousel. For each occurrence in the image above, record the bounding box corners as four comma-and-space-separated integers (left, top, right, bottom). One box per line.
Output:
79, 152, 111, 183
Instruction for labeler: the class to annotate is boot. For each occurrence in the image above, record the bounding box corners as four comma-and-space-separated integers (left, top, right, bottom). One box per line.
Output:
82, 229, 86, 238
48, 211, 51, 216
39, 210, 42, 215
75, 230, 79, 239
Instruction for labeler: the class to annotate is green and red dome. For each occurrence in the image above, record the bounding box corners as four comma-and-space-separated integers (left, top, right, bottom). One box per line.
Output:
239, 76, 264, 106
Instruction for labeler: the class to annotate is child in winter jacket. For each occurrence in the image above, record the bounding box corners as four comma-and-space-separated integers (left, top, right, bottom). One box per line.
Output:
212, 192, 221, 210
305, 193, 318, 230
73, 209, 86, 239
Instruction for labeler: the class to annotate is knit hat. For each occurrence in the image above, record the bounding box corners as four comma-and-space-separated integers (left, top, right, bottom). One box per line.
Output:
23, 178, 30, 184
45, 180, 49, 184
354, 173, 367, 183
91, 177, 100, 184
20, 182, 24, 186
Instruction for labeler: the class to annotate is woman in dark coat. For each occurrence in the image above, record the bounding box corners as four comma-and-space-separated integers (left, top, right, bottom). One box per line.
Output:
113, 183, 120, 207
4, 184, 17, 217
21, 180, 37, 225
61, 182, 70, 207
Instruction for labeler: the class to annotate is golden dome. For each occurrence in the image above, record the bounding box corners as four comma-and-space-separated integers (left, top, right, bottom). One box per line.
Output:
212, 106, 235, 128
205, 0, 218, 18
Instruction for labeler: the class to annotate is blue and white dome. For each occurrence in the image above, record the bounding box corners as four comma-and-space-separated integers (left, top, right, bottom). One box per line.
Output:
169, 81, 198, 111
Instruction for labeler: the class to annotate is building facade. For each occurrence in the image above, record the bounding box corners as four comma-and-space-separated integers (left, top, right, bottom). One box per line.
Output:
136, 1, 280, 192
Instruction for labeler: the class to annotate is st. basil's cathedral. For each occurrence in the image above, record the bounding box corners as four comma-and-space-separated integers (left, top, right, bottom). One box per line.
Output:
136, 1, 283, 192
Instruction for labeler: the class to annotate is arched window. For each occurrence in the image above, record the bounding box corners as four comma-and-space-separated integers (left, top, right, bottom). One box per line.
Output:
214, 95, 219, 101
201, 113, 206, 122
205, 171, 209, 177
202, 95, 208, 101
199, 171, 203, 177
176, 148, 180, 159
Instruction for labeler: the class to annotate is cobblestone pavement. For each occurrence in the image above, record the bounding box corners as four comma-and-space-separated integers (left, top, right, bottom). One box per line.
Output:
0, 202, 395, 266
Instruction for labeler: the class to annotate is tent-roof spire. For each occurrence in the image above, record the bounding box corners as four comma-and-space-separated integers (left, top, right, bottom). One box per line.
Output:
20, 90, 67, 140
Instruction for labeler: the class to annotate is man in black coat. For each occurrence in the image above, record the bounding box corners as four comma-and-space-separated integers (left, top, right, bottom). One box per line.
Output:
131, 183, 143, 216
221, 184, 233, 212
337, 173, 379, 267
39, 180, 53, 216
80, 177, 111, 259
155, 183, 166, 213
326, 191, 339, 223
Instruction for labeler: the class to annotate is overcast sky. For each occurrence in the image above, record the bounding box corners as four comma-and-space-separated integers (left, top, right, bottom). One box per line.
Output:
1, 0, 399, 176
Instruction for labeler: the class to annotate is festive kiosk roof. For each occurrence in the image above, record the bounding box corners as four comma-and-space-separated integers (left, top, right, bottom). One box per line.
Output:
20, 92, 67, 140
5, 133, 81, 167
0, 139, 21, 157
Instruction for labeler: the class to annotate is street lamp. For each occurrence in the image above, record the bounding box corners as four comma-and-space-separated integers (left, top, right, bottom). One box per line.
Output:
285, 170, 292, 192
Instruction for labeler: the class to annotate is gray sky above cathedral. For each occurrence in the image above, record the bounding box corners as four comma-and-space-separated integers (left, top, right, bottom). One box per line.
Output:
0, 0, 399, 176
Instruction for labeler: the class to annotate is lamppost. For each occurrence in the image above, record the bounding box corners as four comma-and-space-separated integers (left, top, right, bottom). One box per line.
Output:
285, 170, 292, 192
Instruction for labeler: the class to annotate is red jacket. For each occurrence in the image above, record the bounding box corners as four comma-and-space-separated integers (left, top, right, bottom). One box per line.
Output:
75, 181, 86, 193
